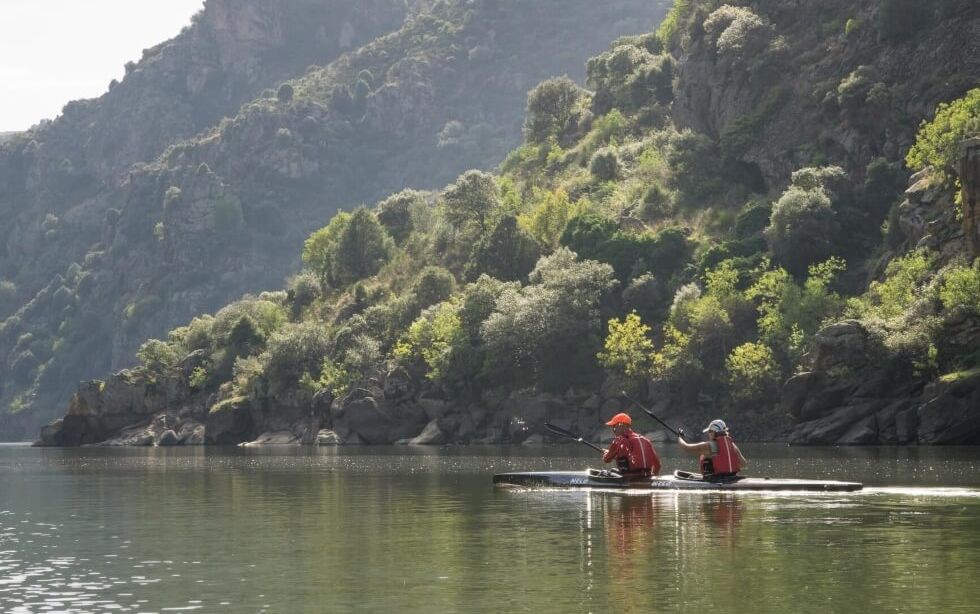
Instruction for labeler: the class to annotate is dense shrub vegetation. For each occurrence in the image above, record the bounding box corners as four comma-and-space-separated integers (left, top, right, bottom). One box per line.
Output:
36, 0, 979, 434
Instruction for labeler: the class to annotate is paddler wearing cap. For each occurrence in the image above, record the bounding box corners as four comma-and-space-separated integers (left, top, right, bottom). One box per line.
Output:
677, 419, 748, 478
602, 413, 661, 478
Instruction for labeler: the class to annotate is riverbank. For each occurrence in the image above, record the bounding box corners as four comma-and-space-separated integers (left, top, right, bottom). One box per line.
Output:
35, 364, 794, 447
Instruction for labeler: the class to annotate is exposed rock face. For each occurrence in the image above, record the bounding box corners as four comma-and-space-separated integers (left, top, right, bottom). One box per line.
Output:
786, 315, 980, 445
894, 168, 967, 266
670, 0, 979, 191
786, 167, 980, 445
37, 357, 724, 447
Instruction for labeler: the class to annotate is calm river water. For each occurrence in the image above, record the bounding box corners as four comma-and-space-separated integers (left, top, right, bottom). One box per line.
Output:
1, 444, 979, 613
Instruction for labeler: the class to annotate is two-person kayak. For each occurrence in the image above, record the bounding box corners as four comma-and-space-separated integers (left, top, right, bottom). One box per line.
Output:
492, 469, 863, 492
525, 408, 862, 492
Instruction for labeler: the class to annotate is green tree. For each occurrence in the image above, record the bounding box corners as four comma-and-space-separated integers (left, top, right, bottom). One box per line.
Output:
303, 211, 352, 287
765, 185, 840, 277
262, 321, 332, 390
726, 342, 779, 404
441, 170, 500, 235
302, 208, 393, 289
481, 248, 617, 391
939, 261, 980, 312
747, 258, 845, 359
465, 215, 542, 282
376, 189, 425, 245
906, 88, 980, 185
590, 147, 621, 181
277, 83, 294, 103
395, 299, 465, 383
519, 188, 579, 249
598, 312, 654, 388
524, 76, 585, 144
331, 209, 393, 287
622, 273, 669, 324
412, 266, 456, 310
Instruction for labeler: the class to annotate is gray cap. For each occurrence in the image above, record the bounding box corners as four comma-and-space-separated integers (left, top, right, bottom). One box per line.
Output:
703, 419, 728, 433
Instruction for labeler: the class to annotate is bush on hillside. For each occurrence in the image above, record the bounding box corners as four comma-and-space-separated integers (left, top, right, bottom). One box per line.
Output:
465, 215, 542, 283
524, 76, 586, 145
302, 209, 392, 289
412, 266, 456, 310
262, 321, 332, 390
666, 129, 725, 204
481, 248, 617, 391
597, 311, 654, 390
726, 341, 779, 404
906, 88, 980, 184
287, 271, 322, 314
703, 5, 773, 60
377, 189, 426, 245
441, 170, 500, 236
623, 273, 670, 324
765, 186, 840, 277
939, 261, 980, 312
590, 147, 621, 181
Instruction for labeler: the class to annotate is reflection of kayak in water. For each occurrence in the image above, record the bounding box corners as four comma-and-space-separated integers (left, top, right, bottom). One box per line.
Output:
493, 469, 863, 492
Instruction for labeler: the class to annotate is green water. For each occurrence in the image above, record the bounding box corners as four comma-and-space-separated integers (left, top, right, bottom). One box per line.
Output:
1, 444, 979, 613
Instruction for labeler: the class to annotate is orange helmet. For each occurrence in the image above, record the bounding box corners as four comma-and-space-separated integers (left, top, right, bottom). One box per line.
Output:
605, 412, 632, 427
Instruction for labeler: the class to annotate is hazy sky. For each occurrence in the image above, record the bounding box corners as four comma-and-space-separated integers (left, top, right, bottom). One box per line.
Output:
0, 0, 205, 132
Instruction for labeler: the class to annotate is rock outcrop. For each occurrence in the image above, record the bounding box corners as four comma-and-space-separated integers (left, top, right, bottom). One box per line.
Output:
37, 358, 724, 447
671, 0, 979, 191
786, 313, 980, 445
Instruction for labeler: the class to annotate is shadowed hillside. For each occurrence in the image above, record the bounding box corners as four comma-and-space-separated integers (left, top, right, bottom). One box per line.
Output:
0, 0, 670, 438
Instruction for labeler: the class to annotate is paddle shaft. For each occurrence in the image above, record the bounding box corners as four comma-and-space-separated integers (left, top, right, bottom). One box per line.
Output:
544, 423, 606, 454
620, 391, 683, 439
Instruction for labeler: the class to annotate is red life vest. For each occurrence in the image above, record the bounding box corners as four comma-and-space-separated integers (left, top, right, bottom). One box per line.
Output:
700, 435, 741, 475
604, 430, 661, 476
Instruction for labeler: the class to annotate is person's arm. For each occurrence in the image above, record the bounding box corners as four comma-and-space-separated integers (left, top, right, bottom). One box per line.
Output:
602, 439, 621, 463
677, 438, 711, 456
734, 442, 748, 467
650, 447, 662, 477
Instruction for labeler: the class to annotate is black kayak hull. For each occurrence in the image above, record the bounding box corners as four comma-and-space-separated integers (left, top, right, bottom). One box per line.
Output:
493, 470, 863, 492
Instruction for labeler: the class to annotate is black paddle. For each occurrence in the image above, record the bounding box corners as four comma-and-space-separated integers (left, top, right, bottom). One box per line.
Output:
619, 390, 686, 440
543, 422, 606, 454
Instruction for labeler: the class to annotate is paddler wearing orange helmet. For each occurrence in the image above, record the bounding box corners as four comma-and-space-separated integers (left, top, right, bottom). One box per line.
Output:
602, 413, 661, 478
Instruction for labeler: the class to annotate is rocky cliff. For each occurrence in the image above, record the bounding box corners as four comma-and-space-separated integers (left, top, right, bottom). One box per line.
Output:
670, 0, 979, 191
786, 153, 980, 445
1, 0, 669, 439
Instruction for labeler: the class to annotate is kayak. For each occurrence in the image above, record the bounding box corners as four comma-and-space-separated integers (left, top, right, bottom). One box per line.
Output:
493, 469, 863, 492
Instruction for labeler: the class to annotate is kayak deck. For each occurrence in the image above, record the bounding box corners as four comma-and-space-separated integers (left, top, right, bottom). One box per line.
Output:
493, 470, 863, 492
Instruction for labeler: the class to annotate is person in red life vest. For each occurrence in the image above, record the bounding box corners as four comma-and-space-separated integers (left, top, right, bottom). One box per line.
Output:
602, 413, 661, 478
677, 419, 748, 477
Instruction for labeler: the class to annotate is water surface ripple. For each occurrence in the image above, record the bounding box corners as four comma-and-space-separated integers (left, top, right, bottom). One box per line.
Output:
1, 444, 978, 613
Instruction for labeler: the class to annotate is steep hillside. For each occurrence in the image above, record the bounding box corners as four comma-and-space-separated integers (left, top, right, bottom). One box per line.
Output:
1, 0, 669, 438
0, 0, 409, 305
35, 0, 980, 448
